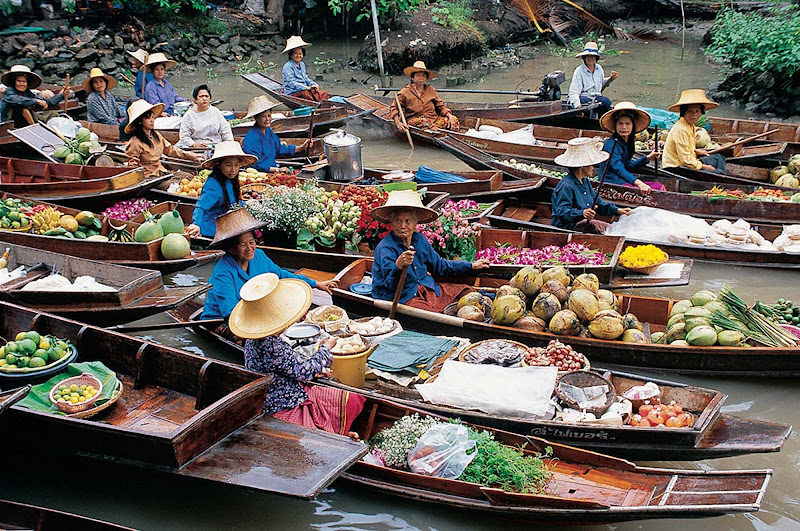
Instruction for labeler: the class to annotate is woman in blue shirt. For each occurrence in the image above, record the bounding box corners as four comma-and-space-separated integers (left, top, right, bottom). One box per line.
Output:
241, 95, 310, 173
126, 49, 153, 100
371, 190, 489, 312
143, 52, 186, 116
281, 35, 329, 102
551, 137, 631, 233
84, 68, 126, 125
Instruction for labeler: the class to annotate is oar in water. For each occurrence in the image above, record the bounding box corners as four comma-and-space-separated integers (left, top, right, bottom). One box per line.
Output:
107, 318, 224, 333
654, 124, 659, 180
0, 385, 31, 415
706, 128, 780, 155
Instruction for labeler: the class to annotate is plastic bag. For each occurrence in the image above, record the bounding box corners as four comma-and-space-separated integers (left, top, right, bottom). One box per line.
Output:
407, 423, 476, 479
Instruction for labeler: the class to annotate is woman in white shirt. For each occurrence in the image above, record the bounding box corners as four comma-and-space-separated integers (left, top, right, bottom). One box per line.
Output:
176, 84, 233, 149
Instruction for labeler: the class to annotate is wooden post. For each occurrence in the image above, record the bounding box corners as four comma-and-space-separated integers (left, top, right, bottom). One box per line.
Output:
369, 0, 388, 87
63, 74, 70, 113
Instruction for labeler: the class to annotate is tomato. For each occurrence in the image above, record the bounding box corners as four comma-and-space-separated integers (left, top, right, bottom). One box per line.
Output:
665, 416, 683, 428
638, 404, 654, 417
647, 410, 665, 425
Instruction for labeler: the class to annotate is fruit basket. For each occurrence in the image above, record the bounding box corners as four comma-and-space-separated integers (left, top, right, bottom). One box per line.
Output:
555, 370, 615, 416
346, 317, 398, 337
69, 378, 123, 419
49, 372, 103, 414
458, 339, 529, 366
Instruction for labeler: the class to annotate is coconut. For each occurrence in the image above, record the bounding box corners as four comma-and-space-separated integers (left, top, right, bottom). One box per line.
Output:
690, 290, 716, 307
512, 266, 542, 297
567, 289, 600, 322
496, 284, 526, 304
671, 340, 689, 346
621, 329, 648, 343
667, 313, 685, 329
635, 130, 650, 143
788, 154, 800, 174
695, 128, 711, 148
588, 310, 625, 340
703, 301, 726, 315
622, 313, 643, 331
670, 299, 692, 317
770, 165, 790, 184
531, 292, 561, 322
514, 314, 547, 332
685, 307, 712, 320
540, 266, 571, 288
717, 330, 744, 346
686, 325, 718, 346
572, 273, 599, 294
665, 322, 687, 343
457, 292, 484, 310
53, 146, 71, 159
549, 309, 581, 336
457, 305, 485, 321
596, 289, 618, 311
650, 331, 666, 344
775, 174, 800, 189
540, 279, 569, 304
684, 316, 711, 332
490, 295, 526, 326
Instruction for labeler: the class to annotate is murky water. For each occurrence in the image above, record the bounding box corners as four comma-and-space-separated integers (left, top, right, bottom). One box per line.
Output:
4, 37, 800, 530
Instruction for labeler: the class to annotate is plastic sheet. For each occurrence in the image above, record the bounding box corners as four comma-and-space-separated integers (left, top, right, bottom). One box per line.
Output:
464, 124, 541, 146
407, 423, 476, 479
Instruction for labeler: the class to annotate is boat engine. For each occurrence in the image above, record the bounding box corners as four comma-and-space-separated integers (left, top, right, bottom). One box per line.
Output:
537, 70, 566, 101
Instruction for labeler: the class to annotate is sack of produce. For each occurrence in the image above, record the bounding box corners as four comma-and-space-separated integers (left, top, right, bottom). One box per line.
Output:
407, 423, 477, 479
305, 305, 350, 333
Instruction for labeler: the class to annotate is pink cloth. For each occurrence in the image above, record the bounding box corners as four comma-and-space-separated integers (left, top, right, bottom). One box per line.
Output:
272, 384, 365, 436
405, 283, 475, 313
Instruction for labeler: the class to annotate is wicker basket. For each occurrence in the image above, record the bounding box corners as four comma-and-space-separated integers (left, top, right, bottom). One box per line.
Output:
520, 354, 591, 372
458, 339, 529, 366
49, 373, 103, 414
346, 317, 399, 337
306, 305, 350, 333
331, 336, 372, 356
621, 253, 669, 275
555, 370, 616, 416
444, 299, 492, 323
70, 379, 123, 419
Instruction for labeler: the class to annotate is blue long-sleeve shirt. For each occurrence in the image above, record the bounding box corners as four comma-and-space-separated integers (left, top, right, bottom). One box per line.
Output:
372, 231, 473, 304
551, 171, 620, 230
192, 173, 238, 237
144, 77, 186, 115
134, 70, 155, 99
87, 91, 126, 124
282, 60, 313, 96
242, 126, 296, 172
202, 249, 317, 320
0, 86, 63, 122
598, 137, 648, 186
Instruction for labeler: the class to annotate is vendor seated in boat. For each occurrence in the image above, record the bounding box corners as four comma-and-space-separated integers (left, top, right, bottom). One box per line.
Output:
143, 52, 187, 116
124, 99, 204, 177
391, 61, 460, 132
234, 273, 363, 440
371, 190, 489, 312
176, 84, 233, 149
84, 68, 126, 126
567, 42, 617, 116
127, 48, 153, 100
281, 36, 329, 102
241, 95, 310, 173
551, 137, 631, 234
662, 89, 727, 175
0, 65, 65, 127
597, 101, 664, 194
201, 208, 337, 341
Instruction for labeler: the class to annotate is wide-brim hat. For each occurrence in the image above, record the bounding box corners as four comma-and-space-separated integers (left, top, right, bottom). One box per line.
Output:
668, 89, 719, 113
82, 67, 117, 92
124, 100, 165, 133
244, 95, 278, 120
600, 101, 651, 134
282, 35, 311, 54
2, 65, 42, 89
554, 137, 610, 168
403, 61, 437, 80
371, 189, 439, 224
229, 273, 313, 339
576, 41, 603, 59
208, 208, 268, 250
145, 52, 177, 71
126, 48, 148, 66
201, 140, 258, 170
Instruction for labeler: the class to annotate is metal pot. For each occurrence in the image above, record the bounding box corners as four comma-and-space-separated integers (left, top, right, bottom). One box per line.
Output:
283, 323, 322, 348
323, 129, 363, 181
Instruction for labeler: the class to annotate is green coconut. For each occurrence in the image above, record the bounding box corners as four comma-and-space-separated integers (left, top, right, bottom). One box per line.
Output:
684, 316, 711, 332
690, 290, 716, 307
665, 322, 687, 343
134, 219, 164, 243
64, 153, 83, 165
512, 266, 542, 297
53, 146, 71, 159
457, 292, 484, 310
685, 306, 712, 320
572, 273, 599, 294
496, 284, 526, 304
667, 313, 685, 329
650, 331, 666, 344
531, 292, 561, 322
75, 127, 91, 143
703, 300, 726, 314
670, 299, 692, 317
717, 330, 744, 346
670, 340, 689, 346
548, 309, 581, 336
788, 154, 800, 174
770, 165, 790, 184
78, 141, 93, 156
775, 174, 800, 189
588, 309, 624, 340
686, 325, 718, 346
568, 288, 600, 322
695, 128, 711, 148
490, 295, 526, 326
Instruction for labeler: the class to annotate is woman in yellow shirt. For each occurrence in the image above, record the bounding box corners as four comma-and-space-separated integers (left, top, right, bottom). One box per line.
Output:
662, 89, 726, 174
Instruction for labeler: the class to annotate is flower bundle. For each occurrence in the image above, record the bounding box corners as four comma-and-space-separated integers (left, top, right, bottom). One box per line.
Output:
420, 200, 479, 260
101, 198, 152, 221
246, 185, 320, 234
475, 242, 609, 266
369, 414, 440, 468
618, 244, 667, 268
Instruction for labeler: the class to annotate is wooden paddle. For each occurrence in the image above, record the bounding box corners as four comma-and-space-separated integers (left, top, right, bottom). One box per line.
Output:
394, 94, 414, 150
107, 318, 224, 333
653, 124, 659, 179
305, 109, 315, 153
0, 385, 31, 415
589, 136, 618, 214
389, 245, 414, 319
63, 74, 69, 113
706, 128, 779, 155
119, 72, 136, 85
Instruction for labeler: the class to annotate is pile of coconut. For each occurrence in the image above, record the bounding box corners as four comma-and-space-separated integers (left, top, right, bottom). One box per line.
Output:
457, 266, 649, 343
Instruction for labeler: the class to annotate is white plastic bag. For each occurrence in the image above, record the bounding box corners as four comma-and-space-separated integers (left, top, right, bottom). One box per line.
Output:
407, 423, 476, 479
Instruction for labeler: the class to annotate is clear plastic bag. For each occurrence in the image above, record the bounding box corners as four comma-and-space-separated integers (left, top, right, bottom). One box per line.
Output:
407, 423, 476, 479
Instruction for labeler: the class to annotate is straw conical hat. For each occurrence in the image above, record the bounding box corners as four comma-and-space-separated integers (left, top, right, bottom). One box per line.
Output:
201, 140, 258, 170
553, 137, 609, 168
124, 99, 165, 133
229, 273, 313, 339
208, 208, 268, 250
2, 65, 42, 89
82, 67, 117, 93
126, 48, 148, 66
403, 61, 437, 80
244, 95, 278, 119
576, 42, 602, 59
668, 89, 719, 113
145, 52, 177, 71
600, 101, 651, 134
282, 35, 311, 54
371, 189, 439, 224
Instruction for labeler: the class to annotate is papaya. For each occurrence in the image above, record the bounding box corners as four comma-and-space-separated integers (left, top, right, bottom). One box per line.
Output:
43, 227, 66, 236
73, 230, 87, 239
75, 211, 95, 227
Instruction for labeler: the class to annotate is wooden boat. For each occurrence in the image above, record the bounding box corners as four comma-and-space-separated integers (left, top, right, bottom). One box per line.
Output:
331, 258, 800, 377
709, 116, 800, 144
0, 498, 134, 530
342, 397, 772, 522
242, 72, 321, 109
0, 192, 222, 274
0, 301, 366, 498
0, 242, 210, 325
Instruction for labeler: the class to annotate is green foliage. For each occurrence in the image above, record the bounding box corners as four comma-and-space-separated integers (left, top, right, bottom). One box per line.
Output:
0, 0, 19, 16
112, 0, 213, 19
327, 0, 423, 28
205, 67, 217, 79
430, 0, 483, 39
233, 57, 276, 75
62, 0, 77, 15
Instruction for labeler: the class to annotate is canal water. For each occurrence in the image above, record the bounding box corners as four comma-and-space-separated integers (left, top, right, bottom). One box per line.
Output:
3, 37, 800, 530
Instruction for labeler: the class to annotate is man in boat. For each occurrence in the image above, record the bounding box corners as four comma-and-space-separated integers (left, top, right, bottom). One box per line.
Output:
281, 36, 329, 102
567, 42, 617, 116
241, 95, 311, 173
371, 190, 489, 312
0, 65, 65, 127
390, 61, 460, 132
662, 89, 727, 174
127, 48, 153, 100
551, 137, 631, 233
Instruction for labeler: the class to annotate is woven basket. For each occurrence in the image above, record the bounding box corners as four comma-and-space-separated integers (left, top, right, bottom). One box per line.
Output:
346, 317, 399, 337
555, 370, 616, 416
458, 339, 529, 365
49, 373, 103, 414
521, 354, 591, 372
70, 379, 123, 419
306, 305, 349, 333
621, 253, 669, 275
331, 336, 372, 356
444, 299, 492, 323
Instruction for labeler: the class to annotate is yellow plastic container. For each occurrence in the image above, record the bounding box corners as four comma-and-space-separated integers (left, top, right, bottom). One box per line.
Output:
330, 348, 371, 388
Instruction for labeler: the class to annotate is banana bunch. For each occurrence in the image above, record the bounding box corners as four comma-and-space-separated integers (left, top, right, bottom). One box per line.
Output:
31, 207, 63, 234
108, 226, 134, 242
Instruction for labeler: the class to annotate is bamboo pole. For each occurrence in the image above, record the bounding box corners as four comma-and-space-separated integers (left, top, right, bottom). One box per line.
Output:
369, 0, 387, 87
394, 94, 414, 150
63, 73, 69, 113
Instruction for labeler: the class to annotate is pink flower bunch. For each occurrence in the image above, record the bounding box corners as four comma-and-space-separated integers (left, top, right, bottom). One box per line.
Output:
419, 204, 479, 260
475, 242, 609, 266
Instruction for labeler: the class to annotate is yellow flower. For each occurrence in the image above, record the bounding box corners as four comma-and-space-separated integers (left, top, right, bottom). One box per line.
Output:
619, 245, 667, 267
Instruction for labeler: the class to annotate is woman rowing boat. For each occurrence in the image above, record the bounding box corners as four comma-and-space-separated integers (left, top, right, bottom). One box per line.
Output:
390, 61, 460, 132
662, 89, 727, 174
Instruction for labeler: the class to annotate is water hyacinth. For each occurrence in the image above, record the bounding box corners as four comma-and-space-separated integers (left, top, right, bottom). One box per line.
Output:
475, 242, 609, 266
101, 198, 152, 221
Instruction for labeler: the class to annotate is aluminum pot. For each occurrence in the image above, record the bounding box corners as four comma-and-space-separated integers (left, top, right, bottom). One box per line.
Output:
323, 129, 363, 181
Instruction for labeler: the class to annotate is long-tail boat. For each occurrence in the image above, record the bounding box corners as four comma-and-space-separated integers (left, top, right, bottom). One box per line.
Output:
0, 301, 366, 498
0, 499, 134, 530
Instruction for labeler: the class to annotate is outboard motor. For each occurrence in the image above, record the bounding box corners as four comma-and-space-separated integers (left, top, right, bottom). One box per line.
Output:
537, 70, 566, 101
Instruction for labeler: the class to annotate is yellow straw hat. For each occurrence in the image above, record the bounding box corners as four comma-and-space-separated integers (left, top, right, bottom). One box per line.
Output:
126, 48, 148, 66
82, 68, 117, 92
208, 208, 268, 250
668, 89, 719, 113
403, 61, 437, 80
553, 137, 609, 168
244, 95, 279, 120
229, 273, 313, 339
371, 189, 439, 224
2, 65, 42, 89
145, 52, 177, 71
201, 140, 258, 170
599, 101, 651, 134
124, 99, 165, 133
282, 35, 311, 54
576, 41, 602, 59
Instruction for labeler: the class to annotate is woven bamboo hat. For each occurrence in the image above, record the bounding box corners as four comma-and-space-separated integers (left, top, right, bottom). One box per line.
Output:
2, 65, 42, 89
403, 61, 437, 80
244, 95, 278, 120
82, 68, 117, 93
229, 273, 313, 339
201, 140, 258, 170
208, 208, 268, 250
126, 48, 148, 66
600, 101, 651, 134
554, 137, 610, 168
668, 89, 719, 113
371, 189, 439, 224
145, 52, 177, 71
282, 35, 311, 54
124, 99, 165, 133
576, 41, 602, 59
